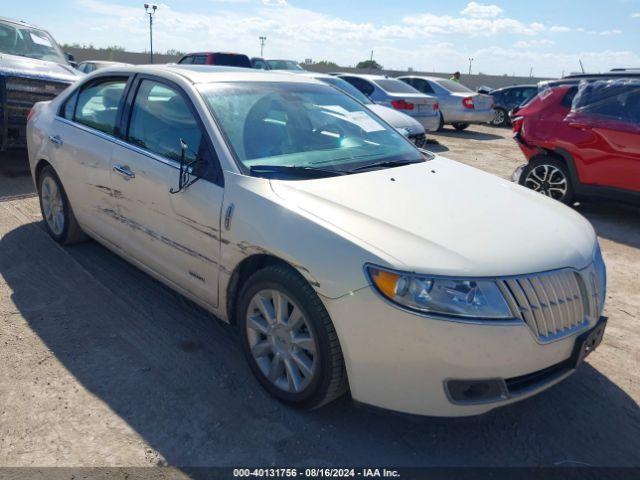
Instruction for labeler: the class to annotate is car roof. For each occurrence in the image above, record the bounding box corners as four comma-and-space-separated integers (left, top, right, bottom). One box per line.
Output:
338, 73, 400, 81
81, 60, 128, 65
544, 71, 640, 88
94, 64, 325, 85
495, 84, 537, 90
0, 16, 44, 30
181, 52, 249, 57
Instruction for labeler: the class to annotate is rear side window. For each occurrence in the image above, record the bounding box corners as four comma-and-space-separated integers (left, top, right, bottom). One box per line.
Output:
374, 79, 420, 94
74, 78, 127, 135
179, 56, 194, 64
193, 55, 208, 65
572, 80, 640, 124
252, 58, 268, 69
340, 77, 374, 97
211, 54, 251, 68
414, 79, 435, 94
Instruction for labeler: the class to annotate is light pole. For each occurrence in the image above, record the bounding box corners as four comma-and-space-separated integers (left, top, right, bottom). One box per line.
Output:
259, 36, 267, 58
144, 3, 157, 64
468, 57, 474, 75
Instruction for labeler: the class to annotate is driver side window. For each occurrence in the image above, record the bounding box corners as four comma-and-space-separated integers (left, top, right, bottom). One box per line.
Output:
128, 80, 203, 163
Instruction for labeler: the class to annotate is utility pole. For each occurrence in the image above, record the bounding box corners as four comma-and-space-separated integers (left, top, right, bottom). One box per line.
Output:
529, 66, 533, 78
144, 3, 157, 64
368, 50, 374, 73
468, 57, 474, 75
259, 36, 267, 57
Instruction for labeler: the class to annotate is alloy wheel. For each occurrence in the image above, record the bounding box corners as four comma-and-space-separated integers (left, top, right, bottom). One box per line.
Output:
245, 289, 318, 393
524, 164, 568, 200
493, 109, 505, 126
41, 176, 65, 236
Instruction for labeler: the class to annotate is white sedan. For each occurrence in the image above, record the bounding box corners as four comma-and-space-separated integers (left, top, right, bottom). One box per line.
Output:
26, 65, 607, 416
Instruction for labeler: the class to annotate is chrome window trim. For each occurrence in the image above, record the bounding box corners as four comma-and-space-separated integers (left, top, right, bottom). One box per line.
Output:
54, 116, 183, 171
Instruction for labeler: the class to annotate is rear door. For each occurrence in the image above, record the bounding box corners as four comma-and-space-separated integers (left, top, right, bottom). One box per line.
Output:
49, 75, 131, 241
109, 76, 225, 306
565, 87, 640, 191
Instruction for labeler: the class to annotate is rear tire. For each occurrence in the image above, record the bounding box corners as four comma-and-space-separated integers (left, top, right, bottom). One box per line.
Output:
37, 165, 86, 245
436, 112, 444, 131
519, 157, 575, 205
237, 264, 348, 410
452, 122, 469, 131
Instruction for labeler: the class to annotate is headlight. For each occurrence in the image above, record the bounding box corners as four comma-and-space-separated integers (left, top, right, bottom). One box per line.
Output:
365, 265, 513, 319
593, 242, 606, 313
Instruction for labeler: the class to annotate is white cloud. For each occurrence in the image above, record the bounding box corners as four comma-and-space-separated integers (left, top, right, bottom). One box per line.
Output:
403, 14, 545, 36
550, 25, 571, 33
460, 2, 503, 18
262, 0, 287, 6
514, 39, 555, 48
632, 13, 640, 18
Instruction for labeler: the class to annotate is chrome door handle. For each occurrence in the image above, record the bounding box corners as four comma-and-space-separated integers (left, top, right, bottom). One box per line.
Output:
48, 135, 63, 146
112, 164, 135, 180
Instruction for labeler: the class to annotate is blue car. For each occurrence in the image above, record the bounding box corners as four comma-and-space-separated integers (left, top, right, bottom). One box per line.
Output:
489, 85, 538, 127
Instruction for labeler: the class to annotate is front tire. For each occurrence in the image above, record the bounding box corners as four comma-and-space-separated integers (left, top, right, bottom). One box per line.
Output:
237, 264, 348, 409
452, 122, 469, 131
37, 165, 86, 245
491, 108, 508, 127
519, 157, 574, 205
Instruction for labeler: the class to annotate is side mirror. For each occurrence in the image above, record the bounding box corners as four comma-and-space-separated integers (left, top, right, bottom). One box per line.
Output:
170, 139, 203, 194
65, 52, 78, 68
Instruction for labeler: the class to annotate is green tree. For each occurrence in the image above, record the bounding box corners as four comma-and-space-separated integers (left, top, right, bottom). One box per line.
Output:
356, 59, 382, 70
314, 60, 339, 68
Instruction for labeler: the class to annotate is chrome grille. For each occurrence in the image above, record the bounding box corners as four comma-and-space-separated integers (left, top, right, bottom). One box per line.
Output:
497, 269, 593, 343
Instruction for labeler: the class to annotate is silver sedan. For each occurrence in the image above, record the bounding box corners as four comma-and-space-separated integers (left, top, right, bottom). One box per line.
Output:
296, 72, 428, 147
398, 76, 495, 131
337, 74, 440, 133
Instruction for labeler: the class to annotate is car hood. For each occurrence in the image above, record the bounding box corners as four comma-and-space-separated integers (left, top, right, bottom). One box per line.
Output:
270, 157, 596, 277
366, 104, 425, 135
0, 53, 80, 83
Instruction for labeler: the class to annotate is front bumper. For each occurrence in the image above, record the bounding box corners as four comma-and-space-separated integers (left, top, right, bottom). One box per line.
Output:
324, 287, 604, 417
444, 108, 495, 124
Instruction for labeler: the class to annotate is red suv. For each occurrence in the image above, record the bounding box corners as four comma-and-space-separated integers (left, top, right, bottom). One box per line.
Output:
512, 76, 640, 205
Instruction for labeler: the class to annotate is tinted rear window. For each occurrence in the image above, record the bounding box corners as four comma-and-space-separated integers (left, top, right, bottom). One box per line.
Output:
212, 54, 251, 68
373, 79, 420, 94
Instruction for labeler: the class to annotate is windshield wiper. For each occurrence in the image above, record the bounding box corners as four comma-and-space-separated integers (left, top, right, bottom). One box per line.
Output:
249, 165, 348, 179
346, 158, 424, 173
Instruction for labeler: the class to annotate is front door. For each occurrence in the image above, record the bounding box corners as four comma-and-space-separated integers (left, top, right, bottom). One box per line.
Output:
109, 77, 224, 307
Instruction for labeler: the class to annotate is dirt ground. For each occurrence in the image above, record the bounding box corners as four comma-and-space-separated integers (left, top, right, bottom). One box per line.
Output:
0, 125, 638, 469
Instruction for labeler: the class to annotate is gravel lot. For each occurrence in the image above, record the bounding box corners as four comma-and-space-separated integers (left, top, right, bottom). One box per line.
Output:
0, 125, 638, 468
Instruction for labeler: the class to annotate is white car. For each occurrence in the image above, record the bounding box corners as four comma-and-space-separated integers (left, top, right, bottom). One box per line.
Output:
26, 65, 607, 416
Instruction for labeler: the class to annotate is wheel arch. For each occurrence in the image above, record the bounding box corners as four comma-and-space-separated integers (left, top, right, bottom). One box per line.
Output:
34, 158, 54, 187
225, 253, 309, 325
535, 148, 581, 191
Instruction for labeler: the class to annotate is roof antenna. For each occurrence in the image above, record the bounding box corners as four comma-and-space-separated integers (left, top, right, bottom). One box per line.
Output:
579, 59, 585, 74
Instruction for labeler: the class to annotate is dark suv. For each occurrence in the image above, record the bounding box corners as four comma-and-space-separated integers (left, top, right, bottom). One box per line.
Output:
177, 52, 251, 68
512, 74, 640, 205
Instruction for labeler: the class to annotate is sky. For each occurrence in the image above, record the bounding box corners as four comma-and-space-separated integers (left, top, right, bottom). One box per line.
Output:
4, 0, 640, 77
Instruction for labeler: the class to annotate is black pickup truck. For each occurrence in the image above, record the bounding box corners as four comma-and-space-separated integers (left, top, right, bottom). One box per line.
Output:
0, 16, 81, 156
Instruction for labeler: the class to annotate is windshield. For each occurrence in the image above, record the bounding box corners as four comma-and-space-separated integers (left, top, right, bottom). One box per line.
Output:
0, 19, 67, 65
199, 82, 423, 176
319, 76, 373, 104
374, 79, 421, 94
267, 60, 304, 71
435, 79, 473, 93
